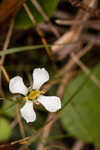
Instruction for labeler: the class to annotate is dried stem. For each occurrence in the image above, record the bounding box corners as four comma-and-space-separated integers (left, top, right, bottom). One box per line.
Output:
0, 19, 14, 95
15, 102, 26, 138
71, 52, 100, 88
71, 140, 84, 150
36, 42, 95, 150
0, 19, 29, 149
67, 0, 100, 18
31, 0, 60, 38
0, 19, 14, 64
51, 0, 97, 54
23, 3, 55, 62
0, 65, 10, 83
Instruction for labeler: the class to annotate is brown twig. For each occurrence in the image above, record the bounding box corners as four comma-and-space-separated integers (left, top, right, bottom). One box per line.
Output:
0, 113, 59, 149
52, 0, 97, 54
17, 43, 95, 150
0, 65, 10, 83
0, 19, 28, 148
44, 143, 69, 150
20, 43, 94, 150
81, 34, 100, 45
36, 73, 75, 150
67, 0, 100, 18
0, 67, 28, 149
71, 140, 84, 150
71, 52, 100, 88
36, 42, 94, 150
14, 100, 25, 138
10, 118, 18, 129
0, 19, 14, 65
31, 0, 60, 38
56, 19, 100, 26
0, 19, 14, 96
23, 3, 55, 62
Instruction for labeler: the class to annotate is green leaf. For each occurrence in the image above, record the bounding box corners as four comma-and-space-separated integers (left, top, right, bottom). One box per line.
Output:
0, 117, 11, 141
15, 0, 59, 29
61, 65, 100, 142
2, 100, 16, 118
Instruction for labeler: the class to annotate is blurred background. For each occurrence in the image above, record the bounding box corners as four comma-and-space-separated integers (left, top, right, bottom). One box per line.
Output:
0, 0, 100, 149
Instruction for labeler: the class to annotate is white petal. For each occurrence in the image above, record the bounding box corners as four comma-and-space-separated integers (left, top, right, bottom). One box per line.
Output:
33, 68, 49, 90
9, 76, 28, 96
37, 95, 61, 112
20, 101, 36, 123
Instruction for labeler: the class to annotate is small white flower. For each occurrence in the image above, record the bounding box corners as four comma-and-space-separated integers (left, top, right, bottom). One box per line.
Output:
9, 68, 61, 123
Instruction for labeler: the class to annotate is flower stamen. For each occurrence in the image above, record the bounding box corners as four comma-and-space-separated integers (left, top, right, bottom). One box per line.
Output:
40, 89, 46, 94
24, 97, 28, 101
28, 90, 40, 100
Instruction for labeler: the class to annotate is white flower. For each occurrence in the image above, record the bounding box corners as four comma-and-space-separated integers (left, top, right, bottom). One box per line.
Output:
9, 68, 61, 123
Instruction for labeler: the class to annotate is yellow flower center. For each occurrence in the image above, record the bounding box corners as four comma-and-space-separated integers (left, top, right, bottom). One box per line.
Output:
24, 89, 46, 101
28, 90, 40, 100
